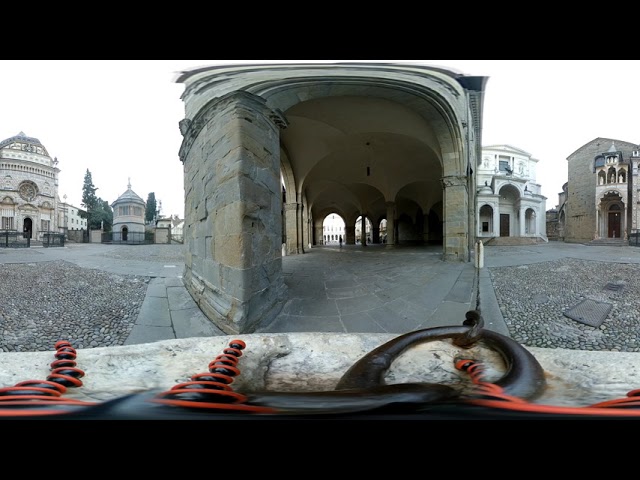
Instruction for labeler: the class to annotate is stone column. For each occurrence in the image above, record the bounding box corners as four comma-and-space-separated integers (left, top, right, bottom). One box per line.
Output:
345, 225, 355, 244
313, 223, 324, 245
298, 195, 306, 253
284, 202, 299, 254
386, 202, 396, 246
441, 175, 468, 261
372, 226, 380, 244
179, 90, 288, 334
519, 207, 525, 236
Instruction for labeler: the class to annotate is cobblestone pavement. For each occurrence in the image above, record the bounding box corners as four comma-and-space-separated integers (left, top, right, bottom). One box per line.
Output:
0, 260, 148, 352
489, 257, 640, 352
3, 242, 640, 354
0, 244, 186, 352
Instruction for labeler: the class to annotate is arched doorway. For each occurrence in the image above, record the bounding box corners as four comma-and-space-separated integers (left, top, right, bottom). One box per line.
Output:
23, 217, 32, 239
497, 185, 520, 237
597, 191, 625, 240
122, 226, 128, 242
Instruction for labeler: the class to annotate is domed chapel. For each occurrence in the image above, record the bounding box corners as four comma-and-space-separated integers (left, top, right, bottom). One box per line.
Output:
111, 179, 146, 243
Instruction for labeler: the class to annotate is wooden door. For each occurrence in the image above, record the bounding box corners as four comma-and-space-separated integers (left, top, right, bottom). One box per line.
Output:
500, 214, 510, 237
608, 211, 621, 238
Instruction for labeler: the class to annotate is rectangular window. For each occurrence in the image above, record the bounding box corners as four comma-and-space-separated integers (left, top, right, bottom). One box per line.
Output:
41, 220, 50, 232
482, 222, 489, 233
2, 217, 13, 229
499, 160, 510, 172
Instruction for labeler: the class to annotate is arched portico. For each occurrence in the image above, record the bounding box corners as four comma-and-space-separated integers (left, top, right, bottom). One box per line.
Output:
596, 190, 626, 239
176, 62, 487, 333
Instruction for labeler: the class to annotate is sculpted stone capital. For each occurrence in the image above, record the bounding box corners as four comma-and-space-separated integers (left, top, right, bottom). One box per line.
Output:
441, 175, 467, 188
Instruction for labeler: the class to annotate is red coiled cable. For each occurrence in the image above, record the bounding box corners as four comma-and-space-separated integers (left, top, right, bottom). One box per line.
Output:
0, 340, 96, 417
152, 339, 276, 414
455, 357, 640, 417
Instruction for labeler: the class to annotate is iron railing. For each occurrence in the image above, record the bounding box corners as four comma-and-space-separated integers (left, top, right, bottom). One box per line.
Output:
103, 231, 152, 245
0, 230, 30, 248
42, 232, 65, 247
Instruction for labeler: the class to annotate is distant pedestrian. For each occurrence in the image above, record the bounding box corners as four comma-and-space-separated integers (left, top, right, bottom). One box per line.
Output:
339, 235, 342, 247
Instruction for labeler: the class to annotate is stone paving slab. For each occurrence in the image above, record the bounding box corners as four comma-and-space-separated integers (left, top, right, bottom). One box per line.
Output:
123, 325, 175, 345
136, 296, 171, 326
167, 286, 197, 310
171, 308, 226, 337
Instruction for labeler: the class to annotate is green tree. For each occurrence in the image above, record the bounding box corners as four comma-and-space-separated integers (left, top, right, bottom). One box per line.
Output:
81, 169, 99, 229
145, 192, 157, 222
92, 199, 113, 232
81, 169, 98, 214
81, 169, 113, 231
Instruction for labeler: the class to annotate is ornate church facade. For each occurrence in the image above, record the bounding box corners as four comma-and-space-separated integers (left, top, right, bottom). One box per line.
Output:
476, 144, 547, 242
0, 132, 60, 239
564, 137, 640, 244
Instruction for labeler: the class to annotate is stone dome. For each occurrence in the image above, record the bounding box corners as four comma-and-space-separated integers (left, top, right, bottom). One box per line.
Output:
112, 179, 145, 206
0, 131, 50, 156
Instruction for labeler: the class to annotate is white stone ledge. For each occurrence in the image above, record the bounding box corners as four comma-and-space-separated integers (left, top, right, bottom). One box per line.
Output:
1, 333, 637, 409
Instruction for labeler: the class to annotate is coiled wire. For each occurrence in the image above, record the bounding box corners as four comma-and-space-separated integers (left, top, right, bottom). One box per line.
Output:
0, 340, 96, 416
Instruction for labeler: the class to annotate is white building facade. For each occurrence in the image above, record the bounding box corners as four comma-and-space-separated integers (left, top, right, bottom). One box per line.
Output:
0, 132, 60, 240
57, 198, 87, 236
476, 144, 547, 242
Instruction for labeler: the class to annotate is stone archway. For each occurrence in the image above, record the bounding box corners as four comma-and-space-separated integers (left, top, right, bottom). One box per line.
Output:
176, 63, 487, 333
23, 217, 32, 239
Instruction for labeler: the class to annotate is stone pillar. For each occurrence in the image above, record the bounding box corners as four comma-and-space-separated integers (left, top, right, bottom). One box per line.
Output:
314, 223, 323, 246
345, 225, 355, 245
519, 207, 525, 236
298, 195, 306, 253
179, 91, 288, 334
372, 226, 380, 244
493, 205, 499, 237
284, 202, 299, 254
441, 175, 468, 261
386, 202, 396, 246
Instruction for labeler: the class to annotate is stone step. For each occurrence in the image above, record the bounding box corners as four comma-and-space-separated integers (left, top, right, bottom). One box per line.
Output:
482, 237, 541, 246
588, 238, 627, 246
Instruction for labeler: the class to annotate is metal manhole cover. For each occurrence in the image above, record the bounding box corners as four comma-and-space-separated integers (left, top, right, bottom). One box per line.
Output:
563, 299, 612, 327
604, 283, 624, 292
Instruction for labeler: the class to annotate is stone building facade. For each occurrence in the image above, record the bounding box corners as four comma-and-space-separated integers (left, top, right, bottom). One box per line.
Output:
0, 132, 59, 240
111, 180, 146, 243
545, 182, 567, 241
476, 144, 547, 242
564, 137, 640, 244
175, 62, 487, 334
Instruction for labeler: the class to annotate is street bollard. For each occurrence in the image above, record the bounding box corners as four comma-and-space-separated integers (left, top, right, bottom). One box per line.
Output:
475, 240, 484, 269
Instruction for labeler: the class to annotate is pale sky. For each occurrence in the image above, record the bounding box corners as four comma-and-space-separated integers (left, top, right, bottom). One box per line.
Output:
1, 60, 638, 216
